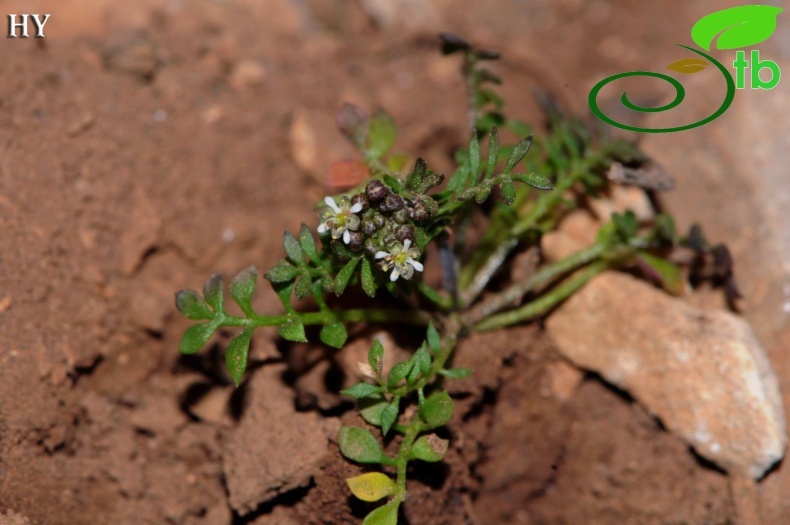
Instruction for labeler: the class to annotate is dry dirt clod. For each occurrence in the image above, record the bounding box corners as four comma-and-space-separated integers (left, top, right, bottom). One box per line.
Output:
546, 272, 786, 479
223, 364, 340, 515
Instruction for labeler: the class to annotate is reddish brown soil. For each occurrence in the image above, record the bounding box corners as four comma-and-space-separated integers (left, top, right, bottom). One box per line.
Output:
1, 1, 788, 524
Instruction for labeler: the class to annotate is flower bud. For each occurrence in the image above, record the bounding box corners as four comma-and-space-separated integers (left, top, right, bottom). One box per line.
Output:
395, 224, 415, 243
366, 180, 390, 202
392, 209, 408, 224
364, 238, 380, 255
372, 213, 386, 229
347, 231, 364, 251
361, 219, 378, 236
413, 204, 429, 223
381, 194, 405, 212
351, 193, 369, 211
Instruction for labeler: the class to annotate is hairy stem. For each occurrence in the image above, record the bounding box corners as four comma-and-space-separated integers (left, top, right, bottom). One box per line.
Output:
473, 259, 610, 331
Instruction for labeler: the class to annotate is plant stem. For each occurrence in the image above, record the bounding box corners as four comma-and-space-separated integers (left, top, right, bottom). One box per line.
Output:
472, 259, 609, 331
463, 243, 605, 325
217, 308, 431, 330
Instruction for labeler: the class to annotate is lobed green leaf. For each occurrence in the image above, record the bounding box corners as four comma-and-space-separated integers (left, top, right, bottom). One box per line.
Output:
175, 289, 213, 320
264, 260, 300, 283
361, 258, 377, 298
229, 265, 258, 316
320, 320, 348, 349
279, 316, 307, 343
179, 323, 215, 355
504, 135, 533, 174
299, 223, 321, 265
512, 172, 553, 190
283, 231, 304, 266
420, 391, 454, 428
334, 257, 360, 296
410, 434, 449, 462
339, 426, 383, 464
203, 273, 224, 313
342, 382, 382, 399
225, 329, 251, 386
362, 501, 400, 525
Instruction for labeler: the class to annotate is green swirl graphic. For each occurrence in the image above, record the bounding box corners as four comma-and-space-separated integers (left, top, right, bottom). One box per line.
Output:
588, 44, 736, 133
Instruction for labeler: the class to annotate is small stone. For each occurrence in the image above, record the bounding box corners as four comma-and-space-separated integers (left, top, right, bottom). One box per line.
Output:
546, 272, 786, 479
288, 109, 317, 174
229, 59, 267, 89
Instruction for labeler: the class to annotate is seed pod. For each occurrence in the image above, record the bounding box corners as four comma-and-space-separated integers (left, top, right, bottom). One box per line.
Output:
381, 194, 405, 212
347, 231, 364, 251
392, 209, 408, 224
382, 233, 398, 247
405, 206, 415, 219
351, 193, 369, 211
366, 180, 390, 202
364, 238, 380, 255
361, 219, 378, 236
413, 204, 429, 223
395, 224, 415, 243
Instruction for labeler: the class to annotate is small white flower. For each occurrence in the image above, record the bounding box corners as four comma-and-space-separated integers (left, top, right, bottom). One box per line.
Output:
375, 239, 424, 281
317, 196, 362, 244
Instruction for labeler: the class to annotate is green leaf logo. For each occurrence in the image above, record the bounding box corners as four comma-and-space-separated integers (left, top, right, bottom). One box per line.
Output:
691, 5, 783, 51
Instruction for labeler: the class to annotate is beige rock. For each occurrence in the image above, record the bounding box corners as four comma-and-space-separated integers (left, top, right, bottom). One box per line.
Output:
546, 272, 786, 479
229, 59, 267, 89
223, 364, 340, 514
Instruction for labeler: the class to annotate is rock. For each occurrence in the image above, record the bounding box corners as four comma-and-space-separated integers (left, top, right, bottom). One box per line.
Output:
229, 59, 267, 89
0, 510, 32, 525
223, 364, 340, 514
546, 272, 786, 479
103, 33, 159, 80
589, 185, 655, 223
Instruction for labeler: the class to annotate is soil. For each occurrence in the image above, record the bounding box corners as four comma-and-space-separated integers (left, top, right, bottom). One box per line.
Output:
1, 1, 788, 524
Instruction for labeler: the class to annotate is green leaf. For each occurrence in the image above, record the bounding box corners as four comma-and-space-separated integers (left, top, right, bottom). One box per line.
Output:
504, 136, 533, 174
320, 321, 348, 349
339, 426, 384, 464
512, 172, 553, 190
406, 157, 428, 192
229, 265, 258, 316
426, 322, 440, 353
299, 223, 321, 265
283, 231, 304, 266
500, 179, 516, 205
331, 239, 355, 260
438, 368, 473, 379
203, 273, 224, 313
342, 382, 382, 399
367, 110, 397, 160
381, 397, 400, 436
413, 345, 432, 377
179, 323, 215, 355
294, 274, 313, 300
272, 280, 295, 313
637, 252, 684, 295
347, 472, 396, 502
359, 394, 388, 426
613, 211, 639, 241
175, 290, 213, 320
474, 183, 491, 204
279, 316, 307, 343
484, 127, 499, 180
368, 339, 384, 376
362, 501, 400, 525
225, 329, 251, 386
410, 434, 449, 462
468, 132, 480, 181
264, 260, 301, 283
387, 361, 414, 390
334, 257, 360, 296
420, 391, 454, 428
382, 174, 402, 193
691, 5, 783, 51
361, 258, 377, 298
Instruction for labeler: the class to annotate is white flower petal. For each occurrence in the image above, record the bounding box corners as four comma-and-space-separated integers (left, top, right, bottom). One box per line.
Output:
403, 239, 412, 250
317, 223, 329, 233
407, 258, 424, 272
343, 229, 351, 244
324, 196, 341, 213
349, 203, 363, 214
390, 269, 400, 281
375, 251, 389, 259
